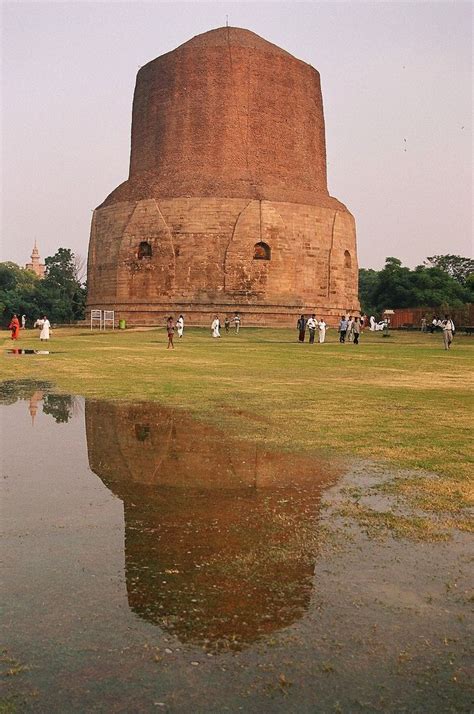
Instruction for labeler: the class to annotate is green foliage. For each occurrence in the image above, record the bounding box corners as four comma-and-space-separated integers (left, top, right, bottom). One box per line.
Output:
0, 263, 41, 326
358, 268, 379, 314
359, 257, 473, 314
0, 249, 86, 326
425, 254, 474, 285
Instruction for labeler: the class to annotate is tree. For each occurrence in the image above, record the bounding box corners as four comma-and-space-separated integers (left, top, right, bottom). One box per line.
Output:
0, 249, 87, 326
358, 268, 379, 314
39, 248, 87, 323
424, 255, 474, 286
359, 257, 473, 315
0, 262, 41, 326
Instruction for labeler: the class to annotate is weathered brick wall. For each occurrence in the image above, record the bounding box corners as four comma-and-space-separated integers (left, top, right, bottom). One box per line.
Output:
87, 27, 360, 326
88, 196, 358, 325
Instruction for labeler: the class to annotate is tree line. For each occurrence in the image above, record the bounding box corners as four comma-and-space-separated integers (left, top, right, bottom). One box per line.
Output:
359, 255, 473, 316
0, 248, 86, 326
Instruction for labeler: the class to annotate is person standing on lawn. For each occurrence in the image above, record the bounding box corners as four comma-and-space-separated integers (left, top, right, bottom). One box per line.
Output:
9, 314, 20, 340
338, 315, 348, 343
38, 316, 51, 341
297, 315, 307, 343
166, 316, 175, 349
346, 315, 354, 342
441, 315, 455, 350
353, 317, 361, 345
233, 312, 241, 333
306, 314, 317, 344
318, 319, 327, 343
211, 316, 221, 338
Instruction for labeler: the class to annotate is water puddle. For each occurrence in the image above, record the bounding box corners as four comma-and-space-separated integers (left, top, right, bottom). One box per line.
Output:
1, 381, 471, 712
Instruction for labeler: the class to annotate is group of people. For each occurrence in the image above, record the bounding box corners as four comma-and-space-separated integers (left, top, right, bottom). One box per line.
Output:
421, 314, 456, 337
337, 315, 363, 344
297, 314, 363, 344
211, 313, 241, 338
297, 315, 327, 344
165, 313, 243, 347
8, 314, 51, 341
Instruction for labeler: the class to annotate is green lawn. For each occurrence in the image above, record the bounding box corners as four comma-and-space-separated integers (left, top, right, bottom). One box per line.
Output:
2, 325, 473, 533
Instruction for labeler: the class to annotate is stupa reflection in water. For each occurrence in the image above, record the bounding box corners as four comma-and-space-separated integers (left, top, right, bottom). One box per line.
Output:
86, 400, 341, 650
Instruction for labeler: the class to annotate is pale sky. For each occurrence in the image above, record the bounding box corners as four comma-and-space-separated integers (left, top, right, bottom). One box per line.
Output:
1, 1, 472, 271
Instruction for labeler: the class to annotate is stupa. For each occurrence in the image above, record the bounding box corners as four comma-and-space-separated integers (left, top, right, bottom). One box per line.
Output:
87, 27, 359, 325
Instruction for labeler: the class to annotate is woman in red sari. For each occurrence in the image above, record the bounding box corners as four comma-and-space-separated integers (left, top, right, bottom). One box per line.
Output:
9, 314, 20, 340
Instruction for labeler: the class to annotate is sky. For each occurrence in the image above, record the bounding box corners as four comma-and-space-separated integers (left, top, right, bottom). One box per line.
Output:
1, 1, 472, 271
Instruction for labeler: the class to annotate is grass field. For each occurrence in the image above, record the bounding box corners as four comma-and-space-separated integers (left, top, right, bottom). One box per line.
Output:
2, 325, 473, 536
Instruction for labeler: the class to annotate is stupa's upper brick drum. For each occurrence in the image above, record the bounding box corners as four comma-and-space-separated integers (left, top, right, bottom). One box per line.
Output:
87, 27, 359, 325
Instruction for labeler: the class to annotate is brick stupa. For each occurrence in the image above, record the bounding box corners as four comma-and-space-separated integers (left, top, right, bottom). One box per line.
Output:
87, 27, 359, 325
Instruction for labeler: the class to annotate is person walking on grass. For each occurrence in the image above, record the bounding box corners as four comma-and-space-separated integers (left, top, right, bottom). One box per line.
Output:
297, 314, 307, 343
338, 315, 348, 343
35, 315, 51, 341
307, 314, 317, 344
353, 316, 361, 345
233, 312, 241, 333
224, 316, 230, 333
176, 315, 184, 338
346, 315, 354, 342
318, 319, 327, 343
166, 316, 175, 349
442, 315, 455, 350
8, 314, 20, 340
211, 316, 221, 338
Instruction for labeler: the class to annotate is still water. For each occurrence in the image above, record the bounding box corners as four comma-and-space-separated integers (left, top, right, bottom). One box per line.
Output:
1, 381, 471, 712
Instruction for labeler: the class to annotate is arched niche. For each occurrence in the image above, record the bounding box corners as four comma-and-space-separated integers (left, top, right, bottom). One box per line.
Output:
138, 241, 152, 259
254, 242, 271, 260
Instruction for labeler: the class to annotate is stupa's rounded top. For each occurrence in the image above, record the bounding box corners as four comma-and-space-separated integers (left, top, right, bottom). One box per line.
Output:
174, 26, 297, 60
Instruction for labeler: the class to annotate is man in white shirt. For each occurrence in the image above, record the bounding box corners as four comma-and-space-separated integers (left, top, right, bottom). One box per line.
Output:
346, 316, 354, 342
307, 314, 317, 344
442, 315, 455, 350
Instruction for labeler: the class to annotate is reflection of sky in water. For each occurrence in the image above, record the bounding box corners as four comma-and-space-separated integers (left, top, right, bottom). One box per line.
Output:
1, 381, 471, 713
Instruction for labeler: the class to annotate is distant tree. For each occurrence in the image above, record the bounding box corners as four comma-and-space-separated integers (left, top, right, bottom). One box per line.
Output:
358, 268, 379, 314
369, 257, 473, 313
424, 255, 474, 286
39, 248, 87, 323
359, 257, 473, 316
0, 249, 87, 326
73, 253, 87, 284
0, 262, 41, 326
